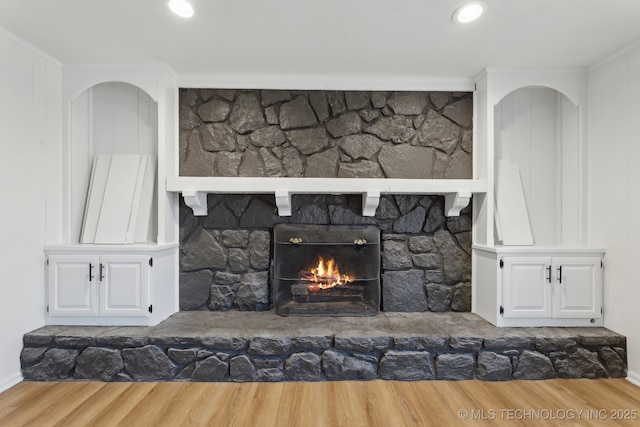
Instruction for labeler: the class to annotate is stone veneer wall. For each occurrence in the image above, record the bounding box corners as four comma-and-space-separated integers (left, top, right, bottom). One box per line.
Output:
179, 194, 472, 313
179, 89, 472, 178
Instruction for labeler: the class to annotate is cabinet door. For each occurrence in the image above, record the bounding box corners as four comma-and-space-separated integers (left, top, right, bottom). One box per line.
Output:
48, 255, 99, 316
553, 257, 602, 318
502, 257, 552, 317
99, 255, 150, 316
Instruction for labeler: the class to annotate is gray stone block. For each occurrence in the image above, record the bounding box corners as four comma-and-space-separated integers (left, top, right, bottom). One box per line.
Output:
221, 230, 249, 248
338, 134, 383, 160
484, 336, 533, 349
279, 96, 317, 130
535, 337, 578, 352
433, 229, 471, 285
248, 336, 292, 355
379, 350, 435, 380
200, 336, 247, 351
416, 110, 460, 155
553, 348, 608, 379
378, 144, 434, 178
393, 206, 426, 234
240, 198, 279, 228
387, 93, 428, 115
291, 336, 333, 351
209, 285, 236, 311
198, 99, 231, 123
309, 92, 330, 123
451, 282, 472, 312
234, 272, 269, 311
122, 345, 175, 381
513, 350, 555, 380
412, 253, 441, 269
74, 347, 124, 381
382, 270, 427, 312
230, 355, 256, 382
192, 356, 228, 381
408, 235, 435, 253
305, 147, 339, 177
436, 353, 475, 380
249, 231, 271, 270
227, 248, 250, 273
260, 90, 291, 106
286, 128, 329, 155
285, 352, 322, 381
393, 336, 448, 351
365, 116, 415, 144
326, 112, 362, 138
249, 126, 286, 148
181, 229, 228, 271
199, 123, 237, 152
477, 352, 512, 381
442, 98, 473, 128
334, 336, 390, 353
426, 283, 452, 312
229, 92, 265, 134
322, 350, 377, 381
179, 270, 213, 311
168, 348, 199, 365
449, 337, 483, 350
382, 240, 413, 270
20, 347, 48, 367
22, 348, 79, 380
599, 347, 626, 377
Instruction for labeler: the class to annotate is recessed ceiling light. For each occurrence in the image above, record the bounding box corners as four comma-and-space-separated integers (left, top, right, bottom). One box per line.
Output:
168, 0, 194, 18
452, 2, 486, 24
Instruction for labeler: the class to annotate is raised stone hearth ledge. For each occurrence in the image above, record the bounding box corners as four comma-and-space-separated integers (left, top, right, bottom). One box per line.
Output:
22, 312, 626, 382
167, 176, 487, 217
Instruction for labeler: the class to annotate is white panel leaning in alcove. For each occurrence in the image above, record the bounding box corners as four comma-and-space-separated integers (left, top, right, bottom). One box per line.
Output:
494, 159, 534, 245
81, 154, 156, 244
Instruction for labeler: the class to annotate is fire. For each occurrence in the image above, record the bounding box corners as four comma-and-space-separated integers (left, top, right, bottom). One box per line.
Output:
301, 256, 352, 291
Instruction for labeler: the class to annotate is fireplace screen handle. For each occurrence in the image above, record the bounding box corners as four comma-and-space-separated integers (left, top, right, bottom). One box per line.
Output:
354, 238, 367, 245
289, 237, 303, 244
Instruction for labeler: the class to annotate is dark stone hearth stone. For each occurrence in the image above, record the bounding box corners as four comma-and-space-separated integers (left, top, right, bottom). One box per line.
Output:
199, 123, 237, 152
426, 283, 452, 312
455, 232, 472, 254
203, 204, 237, 229
442, 98, 473, 128
382, 233, 407, 241
224, 195, 251, 217
359, 109, 380, 123
337, 161, 385, 178
179, 270, 213, 311
182, 229, 228, 271
327, 92, 347, 116
209, 285, 236, 311
378, 144, 435, 179
228, 92, 265, 134
234, 272, 269, 311
216, 352, 230, 361
370, 91, 388, 109
53, 334, 97, 348
326, 112, 362, 138
322, 350, 377, 381
425, 269, 444, 284
20, 347, 48, 367
248, 336, 292, 355
228, 248, 250, 273
22, 348, 79, 380
309, 92, 330, 123
230, 355, 256, 382
381, 240, 413, 270
328, 205, 377, 225
291, 336, 333, 351
285, 352, 322, 381
477, 352, 513, 381
168, 348, 199, 365
192, 356, 228, 381
393, 206, 426, 234
221, 230, 249, 248
279, 96, 317, 130
122, 345, 175, 381
424, 199, 446, 233
534, 337, 579, 352
436, 353, 475, 380
450, 282, 472, 312
580, 334, 626, 347
446, 215, 472, 233
214, 271, 241, 286
408, 235, 435, 253
449, 337, 483, 351
395, 195, 422, 215
211, 89, 236, 101
260, 147, 285, 176
200, 336, 247, 351
198, 99, 231, 123
256, 368, 285, 382
249, 126, 286, 148
364, 116, 415, 144
379, 350, 435, 381
282, 147, 304, 177
176, 365, 196, 380
484, 336, 531, 350
382, 270, 427, 312
345, 91, 370, 110
95, 329, 149, 348
216, 152, 242, 176
553, 348, 608, 379
513, 350, 555, 380
180, 107, 201, 129
249, 231, 271, 270
416, 110, 460, 155
375, 197, 400, 220
393, 336, 448, 351
305, 147, 340, 177
433, 229, 471, 285
240, 198, 279, 228
429, 92, 449, 110
74, 347, 124, 381
286, 128, 329, 155
334, 336, 390, 353
291, 203, 330, 225
445, 149, 472, 179
599, 347, 626, 377
412, 253, 441, 269
260, 90, 292, 106
238, 149, 266, 177
387, 93, 428, 115
253, 358, 282, 369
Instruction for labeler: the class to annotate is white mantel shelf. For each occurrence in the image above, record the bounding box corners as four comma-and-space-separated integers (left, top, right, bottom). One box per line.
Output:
166, 176, 488, 217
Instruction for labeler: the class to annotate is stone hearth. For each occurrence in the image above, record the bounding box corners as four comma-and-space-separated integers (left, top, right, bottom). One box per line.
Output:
22, 312, 627, 382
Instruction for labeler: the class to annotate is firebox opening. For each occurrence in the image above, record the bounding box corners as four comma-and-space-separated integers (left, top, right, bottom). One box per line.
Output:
273, 224, 381, 317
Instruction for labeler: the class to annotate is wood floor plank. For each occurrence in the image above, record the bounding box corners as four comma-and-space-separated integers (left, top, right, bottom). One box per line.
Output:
0, 379, 638, 427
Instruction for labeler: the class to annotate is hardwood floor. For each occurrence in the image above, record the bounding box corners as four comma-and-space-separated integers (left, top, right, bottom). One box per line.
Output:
0, 379, 639, 427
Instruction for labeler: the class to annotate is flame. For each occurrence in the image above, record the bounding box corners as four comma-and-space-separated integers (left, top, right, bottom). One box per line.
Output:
301, 256, 352, 291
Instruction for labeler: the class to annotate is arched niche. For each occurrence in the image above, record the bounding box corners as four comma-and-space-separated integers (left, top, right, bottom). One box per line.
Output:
68, 81, 158, 243
493, 85, 581, 246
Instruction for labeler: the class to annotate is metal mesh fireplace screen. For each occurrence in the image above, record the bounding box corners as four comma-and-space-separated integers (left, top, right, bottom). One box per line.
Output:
273, 224, 381, 316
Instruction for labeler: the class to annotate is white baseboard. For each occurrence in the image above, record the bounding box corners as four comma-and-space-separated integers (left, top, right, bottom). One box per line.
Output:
0, 373, 22, 394
626, 370, 640, 387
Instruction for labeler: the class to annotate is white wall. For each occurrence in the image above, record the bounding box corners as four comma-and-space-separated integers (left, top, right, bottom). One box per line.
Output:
0, 28, 61, 392
588, 44, 640, 384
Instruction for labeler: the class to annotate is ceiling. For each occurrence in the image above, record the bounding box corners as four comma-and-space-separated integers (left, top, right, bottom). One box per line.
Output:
1, 0, 640, 80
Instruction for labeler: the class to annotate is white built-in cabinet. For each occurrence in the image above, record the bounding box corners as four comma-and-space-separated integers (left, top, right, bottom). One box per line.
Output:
44, 65, 180, 326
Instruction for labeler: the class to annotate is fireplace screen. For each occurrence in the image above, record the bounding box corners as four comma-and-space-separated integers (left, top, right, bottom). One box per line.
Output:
273, 224, 380, 316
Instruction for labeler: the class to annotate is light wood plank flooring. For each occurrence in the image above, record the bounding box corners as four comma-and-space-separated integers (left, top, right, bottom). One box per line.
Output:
0, 379, 639, 427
